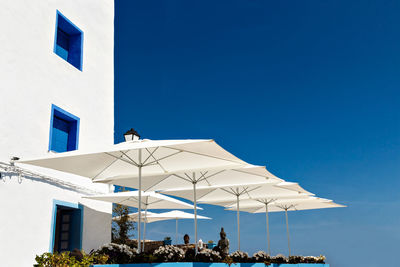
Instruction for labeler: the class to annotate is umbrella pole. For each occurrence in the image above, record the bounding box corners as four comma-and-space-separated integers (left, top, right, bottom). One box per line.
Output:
176, 218, 178, 245
236, 195, 240, 251
285, 208, 291, 257
193, 179, 198, 255
266, 203, 270, 255
143, 205, 148, 252
138, 149, 142, 253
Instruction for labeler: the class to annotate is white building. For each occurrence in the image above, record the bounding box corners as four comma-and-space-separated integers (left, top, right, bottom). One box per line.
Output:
0, 1, 115, 266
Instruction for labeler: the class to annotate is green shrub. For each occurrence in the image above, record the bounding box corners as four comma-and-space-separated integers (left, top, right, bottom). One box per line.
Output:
252, 251, 271, 264
34, 251, 108, 267
153, 245, 185, 262
92, 243, 136, 264
271, 254, 287, 264
195, 248, 222, 262
229, 251, 249, 263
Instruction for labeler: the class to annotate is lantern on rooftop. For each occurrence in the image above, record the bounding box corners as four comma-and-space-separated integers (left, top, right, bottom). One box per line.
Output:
124, 128, 140, 142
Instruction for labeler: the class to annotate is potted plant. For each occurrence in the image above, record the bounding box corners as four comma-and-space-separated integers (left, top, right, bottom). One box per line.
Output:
163, 236, 172, 245
206, 240, 215, 249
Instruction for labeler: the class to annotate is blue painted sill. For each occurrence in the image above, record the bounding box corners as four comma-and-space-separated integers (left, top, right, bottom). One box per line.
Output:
92, 263, 329, 267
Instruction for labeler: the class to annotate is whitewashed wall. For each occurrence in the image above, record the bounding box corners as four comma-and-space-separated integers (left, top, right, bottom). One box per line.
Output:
0, 0, 115, 266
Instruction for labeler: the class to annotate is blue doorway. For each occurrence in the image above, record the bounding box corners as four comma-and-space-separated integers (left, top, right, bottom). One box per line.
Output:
50, 200, 83, 252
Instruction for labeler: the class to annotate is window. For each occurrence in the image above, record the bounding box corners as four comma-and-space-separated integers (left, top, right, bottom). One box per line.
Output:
49, 104, 80, 153
54, 10, 83, 70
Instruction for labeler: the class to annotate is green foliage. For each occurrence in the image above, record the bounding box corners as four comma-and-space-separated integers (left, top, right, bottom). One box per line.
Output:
93, 243, 136, 264
34, 251, 108, 267
195, 248, 222, 262
230, 251, 249, 263
112, 189, 135, 244
221, 256, 235, 266
131, 253, 158, 263
153, 245, 185, 262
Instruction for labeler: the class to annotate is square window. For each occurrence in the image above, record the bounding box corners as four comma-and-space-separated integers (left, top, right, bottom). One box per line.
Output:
49, 104, 80, 153
54, 10, 83, 70
61, 224, 69, 231
60, 241, 68, 250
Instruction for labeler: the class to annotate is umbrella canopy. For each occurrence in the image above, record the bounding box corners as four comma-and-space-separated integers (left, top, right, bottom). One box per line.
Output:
156, 210, 211, 220
20, 138, 246, 253
96, 164, 282, 190
162, 181, 312, 251
113, 211, 171, 223
152, 210, 212, 244
225, 197, 345, 256
83, 190, 196, 210
117, 210, 211, 222
117, 210, 211, 245
20, 139, 246, 180
225, 197, 345, 213
84, 190, 197, 251
96, 164, 280, 253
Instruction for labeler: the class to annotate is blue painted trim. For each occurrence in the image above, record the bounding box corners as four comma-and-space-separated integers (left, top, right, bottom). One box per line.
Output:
91, 264, 329, 267
49, 104, 80, 152
54, 10, 84, 71
53, 11, 59, 57
80, 31, 84, 71
49, 199, 83, 252
78, 203, 84, 250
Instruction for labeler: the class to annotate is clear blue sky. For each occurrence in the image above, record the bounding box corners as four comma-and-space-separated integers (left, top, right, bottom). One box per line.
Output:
114, 1, 400, 266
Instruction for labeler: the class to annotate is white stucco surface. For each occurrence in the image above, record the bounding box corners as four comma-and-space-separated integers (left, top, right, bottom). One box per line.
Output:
0, 0, 115, 266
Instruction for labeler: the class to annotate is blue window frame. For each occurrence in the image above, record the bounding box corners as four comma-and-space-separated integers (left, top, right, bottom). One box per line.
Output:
54, 10, 83, 70
49, 104, 80, 152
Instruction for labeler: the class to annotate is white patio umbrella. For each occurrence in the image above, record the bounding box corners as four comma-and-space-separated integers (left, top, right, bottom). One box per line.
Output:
113, 211, 172, 247
83, 190, 196, 250
161, 181, 312, 251
154, 210, 211, 244
221, 191, 314, 255
115, 210, 211, 245
95, 164, 279, 253
225, 197, 346, 256
113, 211, 170, 223
20, 138, 246, 252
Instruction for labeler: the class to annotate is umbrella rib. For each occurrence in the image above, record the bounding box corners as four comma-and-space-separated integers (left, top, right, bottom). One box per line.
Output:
143, 151, 183, 167
184, 173, 194, 182
243, 185, 262, 197
195, 187, 221, 201
147, 198, 164, 207
145, 151, 177, 173
144, 174, 175, 191
239, 186, 251, 196
127, 196, 142, 205
120, 151, 139, 166
245, 190, 253, 199
92, 154, 122, 180
142, 147, 159, 165
203, 169, 226, 180
105, 152, 138, 167
196, 171, 209, 183
203, 177, 212, 186
164, 146, 244, 165
220, 187, 236, 196
197, 169, 226, 186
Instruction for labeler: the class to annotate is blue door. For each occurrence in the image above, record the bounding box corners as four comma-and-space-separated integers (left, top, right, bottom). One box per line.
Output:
53, 205, 82, 252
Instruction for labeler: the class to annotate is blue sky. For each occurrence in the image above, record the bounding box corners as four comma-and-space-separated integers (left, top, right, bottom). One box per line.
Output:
114, 1, 400, 266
